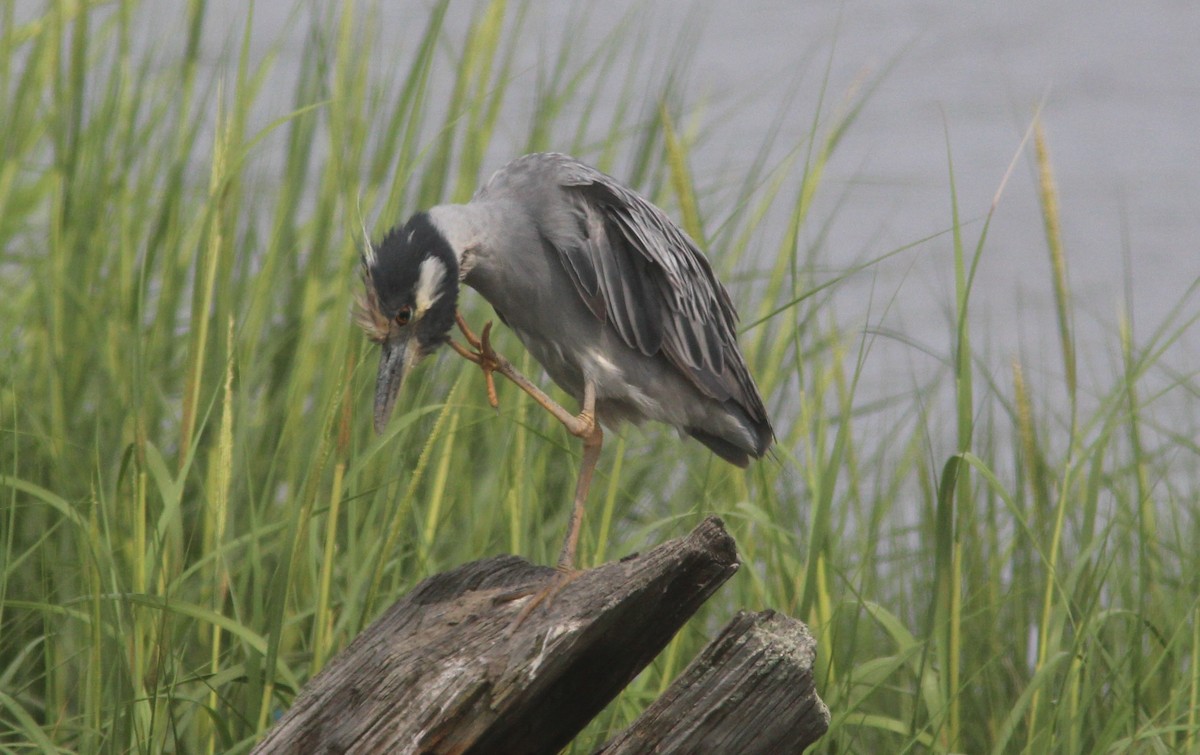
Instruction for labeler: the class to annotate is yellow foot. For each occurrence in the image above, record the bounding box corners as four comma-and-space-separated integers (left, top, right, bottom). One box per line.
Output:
449, 313, 501, 408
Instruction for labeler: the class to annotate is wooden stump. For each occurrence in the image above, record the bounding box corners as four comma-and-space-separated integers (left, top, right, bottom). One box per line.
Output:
254, 516, 828, 754
597, 610, 830, 753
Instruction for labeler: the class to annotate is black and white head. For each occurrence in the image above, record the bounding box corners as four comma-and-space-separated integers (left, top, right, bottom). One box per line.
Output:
356, 212, 459, 433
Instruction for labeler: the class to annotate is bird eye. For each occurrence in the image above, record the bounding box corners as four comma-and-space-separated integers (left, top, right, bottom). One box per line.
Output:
395, 306, 413, 326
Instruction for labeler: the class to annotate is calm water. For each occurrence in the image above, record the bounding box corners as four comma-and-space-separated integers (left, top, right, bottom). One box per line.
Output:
36, 1, 1200, 407
678, 1, 1200, 396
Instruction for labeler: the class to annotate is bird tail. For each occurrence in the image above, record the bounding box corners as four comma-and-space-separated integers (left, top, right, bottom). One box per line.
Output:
688, 428, 753, 467
687, 406, 773, 468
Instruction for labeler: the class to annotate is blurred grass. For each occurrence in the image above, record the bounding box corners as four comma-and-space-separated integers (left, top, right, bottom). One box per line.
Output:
2, 1, 1198, 753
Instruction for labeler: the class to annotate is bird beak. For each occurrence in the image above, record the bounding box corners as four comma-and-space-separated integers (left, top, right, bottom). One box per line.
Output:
374, 333, 419, 434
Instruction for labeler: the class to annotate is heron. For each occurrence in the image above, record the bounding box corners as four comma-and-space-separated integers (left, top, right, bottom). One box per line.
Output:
357, 152, 773, 571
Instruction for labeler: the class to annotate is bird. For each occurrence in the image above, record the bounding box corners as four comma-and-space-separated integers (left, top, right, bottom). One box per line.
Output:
357, 152, 773, 571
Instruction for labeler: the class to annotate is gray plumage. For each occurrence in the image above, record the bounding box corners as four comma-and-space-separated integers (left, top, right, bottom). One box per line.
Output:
363, 152, 773, 466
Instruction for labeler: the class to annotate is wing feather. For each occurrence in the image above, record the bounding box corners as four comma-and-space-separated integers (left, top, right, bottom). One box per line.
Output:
486, 153, 768, 425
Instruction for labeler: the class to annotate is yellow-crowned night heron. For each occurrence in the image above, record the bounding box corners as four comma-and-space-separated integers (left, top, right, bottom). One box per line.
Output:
357, 153, 773, 569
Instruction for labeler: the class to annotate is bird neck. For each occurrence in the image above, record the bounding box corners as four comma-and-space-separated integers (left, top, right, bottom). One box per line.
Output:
427, 201, 520, 280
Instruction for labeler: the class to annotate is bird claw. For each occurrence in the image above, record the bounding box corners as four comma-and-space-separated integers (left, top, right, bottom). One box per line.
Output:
452, 313, 502, 408
496, 568, 584, 636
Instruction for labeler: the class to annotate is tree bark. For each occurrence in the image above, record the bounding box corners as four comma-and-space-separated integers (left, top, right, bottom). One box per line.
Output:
254, 516, 740, 754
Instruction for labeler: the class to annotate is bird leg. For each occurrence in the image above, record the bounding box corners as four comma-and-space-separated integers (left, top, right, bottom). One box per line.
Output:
501, 400, 601, 630
450, 313, 602, 571
557, 414, 602, 570
450, 313, 596, 440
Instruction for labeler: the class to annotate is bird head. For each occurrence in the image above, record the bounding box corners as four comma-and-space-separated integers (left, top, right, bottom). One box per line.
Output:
356, 212, 459, 433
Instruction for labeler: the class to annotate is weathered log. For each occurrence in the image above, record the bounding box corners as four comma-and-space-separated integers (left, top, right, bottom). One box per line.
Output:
254, 516, 739, 754
597, 610, 829, 753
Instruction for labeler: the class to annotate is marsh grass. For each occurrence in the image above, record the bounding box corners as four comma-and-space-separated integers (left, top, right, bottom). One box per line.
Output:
2, 1, 1198, 752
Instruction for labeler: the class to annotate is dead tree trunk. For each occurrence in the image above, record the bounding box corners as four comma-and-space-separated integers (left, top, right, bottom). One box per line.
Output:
254, 516, 827, 754
597, 610, 829, 753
